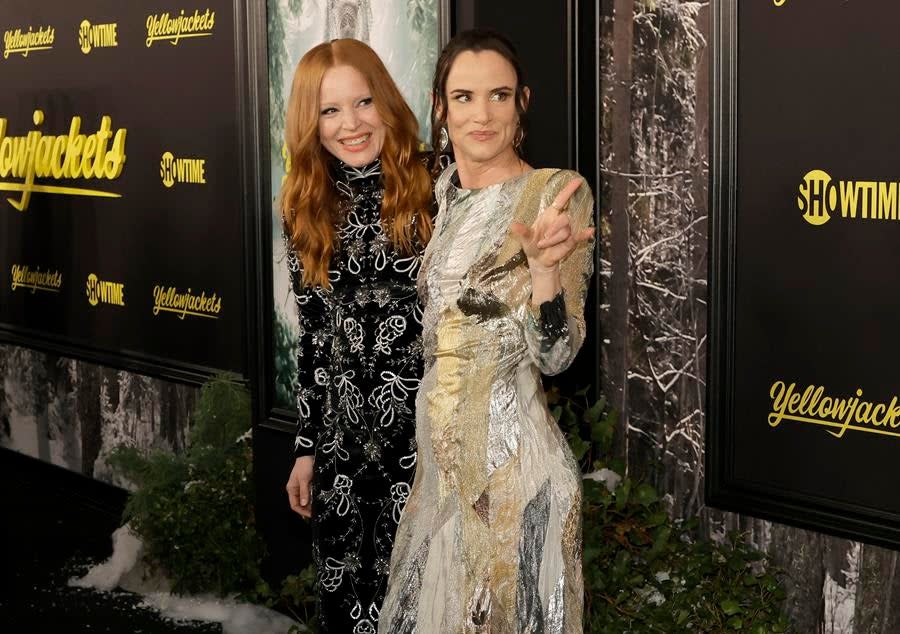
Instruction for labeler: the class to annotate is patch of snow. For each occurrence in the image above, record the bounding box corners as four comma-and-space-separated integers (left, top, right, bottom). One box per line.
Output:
584, 468, 622, 492
69, 524, 301, 633
823, 542, 859, 634
141, 593, 300, 634
69, 525, 146, 592
636, 584, 666, 606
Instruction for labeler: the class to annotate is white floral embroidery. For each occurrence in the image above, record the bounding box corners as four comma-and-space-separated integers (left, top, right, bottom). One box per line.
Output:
390, 482, 410, 523
333, 474, 353, 517
319, 557, 346, 592
374, 315, 407, 355
399, 451, 417, 469
370, 372, 419, 428
353, 619, 376, 634
284, 157, 431, 630
343, 317, 365, 354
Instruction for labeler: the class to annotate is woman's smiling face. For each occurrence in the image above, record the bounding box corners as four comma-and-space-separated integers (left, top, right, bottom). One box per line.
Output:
318, 64, 385, 166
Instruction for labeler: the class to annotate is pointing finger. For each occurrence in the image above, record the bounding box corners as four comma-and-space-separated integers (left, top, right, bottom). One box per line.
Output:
548, 178, 583, 213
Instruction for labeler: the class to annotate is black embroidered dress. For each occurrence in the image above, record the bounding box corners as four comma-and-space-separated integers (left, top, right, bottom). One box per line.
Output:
286, 159, 423, 634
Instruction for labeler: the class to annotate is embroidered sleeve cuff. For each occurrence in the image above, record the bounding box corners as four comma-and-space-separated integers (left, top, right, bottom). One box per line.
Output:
293, 434, 316, 458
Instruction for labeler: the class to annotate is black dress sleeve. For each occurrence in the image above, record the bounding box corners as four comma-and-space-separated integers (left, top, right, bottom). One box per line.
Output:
285, 236, 333, 458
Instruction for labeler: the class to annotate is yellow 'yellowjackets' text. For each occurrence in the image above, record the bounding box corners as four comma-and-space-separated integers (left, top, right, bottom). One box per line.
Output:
146, 9, 215, 47
152, 286, 221, 319
3, 26, 54, 59
769, 380, 900, 439
0, 109, 127, 211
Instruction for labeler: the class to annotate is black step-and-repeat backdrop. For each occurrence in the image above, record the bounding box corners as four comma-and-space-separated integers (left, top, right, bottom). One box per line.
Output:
0, 0, 262, 382
708, 0, 900, 548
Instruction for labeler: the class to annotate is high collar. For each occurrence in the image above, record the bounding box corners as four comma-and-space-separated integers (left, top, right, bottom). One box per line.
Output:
331, 158, 382, 188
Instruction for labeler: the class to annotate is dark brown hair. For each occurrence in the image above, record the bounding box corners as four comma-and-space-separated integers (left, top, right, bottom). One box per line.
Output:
430, 28, 530, 175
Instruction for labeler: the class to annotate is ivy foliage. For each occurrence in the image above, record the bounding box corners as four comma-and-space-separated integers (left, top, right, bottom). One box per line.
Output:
550, 386, 792, 633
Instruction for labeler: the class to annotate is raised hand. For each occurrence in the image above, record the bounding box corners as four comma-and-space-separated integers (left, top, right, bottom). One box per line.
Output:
509, 178, 595, 272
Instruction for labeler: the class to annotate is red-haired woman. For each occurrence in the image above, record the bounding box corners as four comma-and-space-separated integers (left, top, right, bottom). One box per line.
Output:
280, 39, 433, 633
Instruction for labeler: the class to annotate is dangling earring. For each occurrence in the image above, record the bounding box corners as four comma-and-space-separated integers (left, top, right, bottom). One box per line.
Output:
513, 123, 524, 151
438, 126, 449, 152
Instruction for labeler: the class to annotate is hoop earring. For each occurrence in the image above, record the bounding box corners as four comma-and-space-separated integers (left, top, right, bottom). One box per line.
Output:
438, 126, 449, 151
513, 124, 524, 151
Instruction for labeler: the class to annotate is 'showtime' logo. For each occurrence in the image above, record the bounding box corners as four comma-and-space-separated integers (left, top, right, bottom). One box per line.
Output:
153, 285, 221, 320
86, 273, 125, 307
160, 152, 207, 188
10, 264, 62, 293
0, 109, 128, 211
798, 169, 900, 227
79, 20, 118, 54
3, 26, 54, 59
146, 9, 215, 47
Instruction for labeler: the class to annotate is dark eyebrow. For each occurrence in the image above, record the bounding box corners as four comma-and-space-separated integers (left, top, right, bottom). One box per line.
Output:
491, 86, 515, 93
449, 89, 472, 95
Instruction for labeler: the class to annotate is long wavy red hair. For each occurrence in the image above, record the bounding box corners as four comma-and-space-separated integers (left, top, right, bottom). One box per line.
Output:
280, 39, 432, 288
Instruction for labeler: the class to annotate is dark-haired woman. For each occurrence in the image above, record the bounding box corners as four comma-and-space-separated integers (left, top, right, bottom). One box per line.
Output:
380, 29, 595, 633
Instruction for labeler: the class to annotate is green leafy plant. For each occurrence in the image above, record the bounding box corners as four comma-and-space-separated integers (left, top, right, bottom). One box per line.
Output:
278, 566, 319, 631
108, 374, 262, 596
551, 385, 792, 633
247, 563, 319, 632
108, 373, 318, 629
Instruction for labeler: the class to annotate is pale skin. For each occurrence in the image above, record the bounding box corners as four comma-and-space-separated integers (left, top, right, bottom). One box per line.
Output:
286, 64, 390, 518
287, 455, 313, 518
442, 50, 594, 305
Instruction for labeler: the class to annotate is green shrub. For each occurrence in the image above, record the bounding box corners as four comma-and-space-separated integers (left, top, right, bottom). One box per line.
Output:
108, 374, 262, 596
550, 386, 792, 633
108, 373, 319, 628
110, 374, 316, 632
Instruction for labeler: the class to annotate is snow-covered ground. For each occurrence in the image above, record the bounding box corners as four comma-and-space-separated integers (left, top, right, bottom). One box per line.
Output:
69, 526, 302, 634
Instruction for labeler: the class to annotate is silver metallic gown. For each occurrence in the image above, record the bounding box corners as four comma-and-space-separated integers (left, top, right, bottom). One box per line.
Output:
378, 165, 594, 633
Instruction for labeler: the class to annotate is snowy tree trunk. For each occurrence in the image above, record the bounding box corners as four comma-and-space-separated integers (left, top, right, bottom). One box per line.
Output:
77, 364, 102, 477
104, 367, 121, 411
607, 0, 634, 466
33, 353, 51, 462
768, 523, 826, 632
855, 544, 900, 633
683, 0, 710, 524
